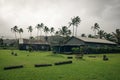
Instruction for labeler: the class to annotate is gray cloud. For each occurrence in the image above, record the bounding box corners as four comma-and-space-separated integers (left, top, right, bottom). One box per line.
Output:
0, 0, 120, 38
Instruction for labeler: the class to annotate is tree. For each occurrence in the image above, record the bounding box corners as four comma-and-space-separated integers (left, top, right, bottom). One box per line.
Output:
104, 32, 115, 42
97, 30, 105, 39
81, 34, 86, 37
59, 26, 71, 37
36, 23, 44, 39
69, 16, 81, 36
44, 26, 49, 36
67, 30, 72, 37
74, 16, 81, 36
69, 17, 75, 36
44, 26, 49, 41
27, 26, 33, 39
18, 28, 23, 39
88, 34, 94, 38
11, 26, 18, 39
112, 29, 120, 44
50, 27, 55, 36
55, 31, 60, 36
91, 23, 100, 36
0, 38, 3, 46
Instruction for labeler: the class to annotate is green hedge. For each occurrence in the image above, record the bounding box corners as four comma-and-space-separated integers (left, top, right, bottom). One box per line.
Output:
86, 47, 120, 54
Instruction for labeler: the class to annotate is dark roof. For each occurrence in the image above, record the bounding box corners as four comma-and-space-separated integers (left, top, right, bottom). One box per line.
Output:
64, 36, 116, 45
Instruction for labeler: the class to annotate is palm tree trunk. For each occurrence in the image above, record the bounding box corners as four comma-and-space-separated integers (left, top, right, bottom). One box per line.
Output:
15, 32, 17, 40
40, 29, 42, 40
73, 25, 74, 36
37, 30, 39, 40
30, 32, 32, 39
19, 33, 22, 39
75, 26, 77, 36
95, 30, 96, 36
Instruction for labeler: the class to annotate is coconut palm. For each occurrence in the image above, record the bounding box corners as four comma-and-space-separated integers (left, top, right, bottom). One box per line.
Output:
81, 34, 86, 37
67, 30, 71, 37
104, 32, 115, 42
88, 34, 94, 38
69, 17, 76, 36
59, 26, 71, 37
69, 16, 81, 36
97, 30, 105, 39
44, 26, 49, 41
27, 26, 33, 39
50, 27, 55, 36
18, 28, 23, 39
11, 26, 18, 39
74, 16, 81, 36
36, 23, 44, 39
55, 31, 60, 36
112, 29, 120, 44
91, 23, 100, 36
44, 26, 49, 36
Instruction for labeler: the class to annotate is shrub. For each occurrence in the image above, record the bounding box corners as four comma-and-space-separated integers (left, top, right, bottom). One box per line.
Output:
72, 47, 80, 53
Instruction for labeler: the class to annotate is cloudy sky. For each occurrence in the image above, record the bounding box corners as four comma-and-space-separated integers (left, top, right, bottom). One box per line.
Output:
0, 0, 120, 39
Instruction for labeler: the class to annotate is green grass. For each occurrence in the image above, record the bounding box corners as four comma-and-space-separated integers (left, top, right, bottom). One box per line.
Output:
0, 50, 120, 80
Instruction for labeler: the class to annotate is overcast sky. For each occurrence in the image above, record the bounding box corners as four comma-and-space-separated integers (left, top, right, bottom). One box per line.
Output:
0, 0, 120, 39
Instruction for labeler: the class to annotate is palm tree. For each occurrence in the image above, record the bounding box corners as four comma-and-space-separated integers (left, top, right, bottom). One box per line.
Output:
59, 26, 71, 37
91, 23, 100, 36
44, 26, 49, 36
81, 34, 86, 37
55, 31, 60, 36
67, 30, 71, 37
27, 26, 33, 39
50, 27, 55, 36
18, 28, 23, 39
88, 34, 94, 38
44, 26, 49, 41
36, 23, 44, 39
104, 32, 115, 42
74, 16, 81, 36
11, 26, 18, 39
112, 29, 120, 44
97, 30, 105, 39
69, 17, 76, 36
69, 16, 81, 36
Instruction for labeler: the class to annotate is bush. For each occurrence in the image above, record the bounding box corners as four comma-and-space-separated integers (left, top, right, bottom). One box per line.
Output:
72, 47, 80, 53
86, 47, 120, 54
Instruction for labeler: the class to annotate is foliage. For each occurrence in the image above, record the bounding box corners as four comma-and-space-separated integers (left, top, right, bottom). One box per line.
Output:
112, 29, 120, 44
59, 26, 71, 37
11, 26, 18, 39
36, 23, 44, 39
91, 23, 100, 36
69, 16, 81, 36
0, 38, 3, 46
72, 47, 80, 53
86, 47, 120, 54
81, 33, 86, 37
27, 26, 33, 38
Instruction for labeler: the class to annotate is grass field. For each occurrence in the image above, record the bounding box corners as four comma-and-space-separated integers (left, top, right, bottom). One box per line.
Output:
0, 50, 120, 80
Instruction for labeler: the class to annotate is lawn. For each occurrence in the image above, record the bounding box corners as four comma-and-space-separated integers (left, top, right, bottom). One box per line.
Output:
0, 50, 120, 80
